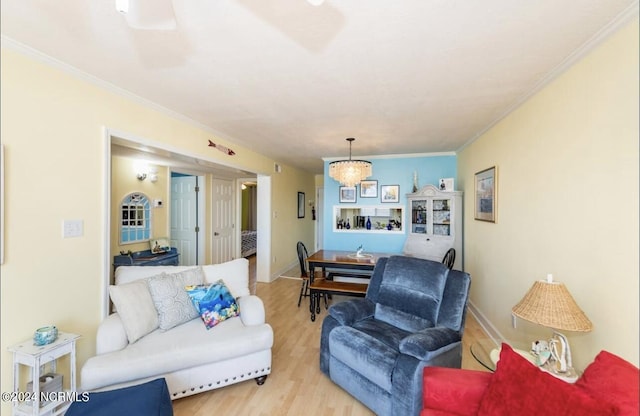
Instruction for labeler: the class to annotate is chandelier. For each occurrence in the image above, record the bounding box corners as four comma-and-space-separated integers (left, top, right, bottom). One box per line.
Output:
328, 138, 373, 188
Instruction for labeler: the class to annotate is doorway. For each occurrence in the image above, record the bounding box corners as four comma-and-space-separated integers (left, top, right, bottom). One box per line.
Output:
104, 130, 271, 318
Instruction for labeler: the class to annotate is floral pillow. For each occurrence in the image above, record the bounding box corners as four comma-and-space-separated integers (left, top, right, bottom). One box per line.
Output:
185, 280, 239, 329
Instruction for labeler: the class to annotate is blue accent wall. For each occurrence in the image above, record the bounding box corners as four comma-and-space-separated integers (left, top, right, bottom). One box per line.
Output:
323, 154, 456, 253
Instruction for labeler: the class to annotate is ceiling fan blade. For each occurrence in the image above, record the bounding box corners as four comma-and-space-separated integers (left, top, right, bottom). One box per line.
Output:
120, 0, 177, 30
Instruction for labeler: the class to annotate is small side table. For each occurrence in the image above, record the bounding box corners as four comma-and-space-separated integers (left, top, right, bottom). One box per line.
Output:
8, 332, 80, 416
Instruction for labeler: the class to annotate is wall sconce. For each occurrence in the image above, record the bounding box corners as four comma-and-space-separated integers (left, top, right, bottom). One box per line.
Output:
135, 163, 158, 182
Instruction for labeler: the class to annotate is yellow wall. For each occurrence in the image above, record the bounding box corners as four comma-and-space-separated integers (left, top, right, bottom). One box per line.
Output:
458, 18, 639, 368
270, 166, 316, 265
111, 156, 170, 263
0, 46, 315, 406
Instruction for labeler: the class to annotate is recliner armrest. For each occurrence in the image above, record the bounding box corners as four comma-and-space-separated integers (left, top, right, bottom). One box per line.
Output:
399, 326, 460, 361
237, 295, 266, 326
328, 298, 375, 326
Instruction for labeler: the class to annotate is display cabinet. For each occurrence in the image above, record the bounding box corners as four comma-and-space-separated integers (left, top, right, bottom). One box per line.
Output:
333, 205, 404, 234
403, 185, 463, 269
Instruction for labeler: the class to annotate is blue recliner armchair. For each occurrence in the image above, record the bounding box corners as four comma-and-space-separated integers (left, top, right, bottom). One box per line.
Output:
320, 255, 471, 416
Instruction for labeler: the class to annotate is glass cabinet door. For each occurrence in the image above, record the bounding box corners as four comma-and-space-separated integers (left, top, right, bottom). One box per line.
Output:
411, 198, 451, 236
411, 200, 428, 234
432, 198, 451, 236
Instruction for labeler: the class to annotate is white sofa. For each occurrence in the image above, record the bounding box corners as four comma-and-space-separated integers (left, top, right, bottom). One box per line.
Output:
81, 258, 273, 399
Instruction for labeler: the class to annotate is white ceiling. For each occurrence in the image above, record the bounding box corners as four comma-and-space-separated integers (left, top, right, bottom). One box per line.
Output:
2, 0, 638, 174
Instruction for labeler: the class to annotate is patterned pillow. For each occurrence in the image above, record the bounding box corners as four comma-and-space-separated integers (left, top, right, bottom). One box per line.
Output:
147, 271, 201, 331
186, 280, 240, 329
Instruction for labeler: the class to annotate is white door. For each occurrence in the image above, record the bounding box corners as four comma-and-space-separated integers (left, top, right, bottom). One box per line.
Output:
171, 176, 199, 265
211, 178, 234, 264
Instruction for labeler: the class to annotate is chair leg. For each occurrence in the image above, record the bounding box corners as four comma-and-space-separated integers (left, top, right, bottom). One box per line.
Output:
297, 279, 308, 307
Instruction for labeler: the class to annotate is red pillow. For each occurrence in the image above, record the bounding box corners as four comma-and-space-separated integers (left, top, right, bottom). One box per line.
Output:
575, 350, 639, 416
477, 343, 618, 416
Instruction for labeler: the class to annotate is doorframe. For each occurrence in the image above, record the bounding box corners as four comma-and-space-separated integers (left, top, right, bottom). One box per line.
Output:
102, 127, 272, 318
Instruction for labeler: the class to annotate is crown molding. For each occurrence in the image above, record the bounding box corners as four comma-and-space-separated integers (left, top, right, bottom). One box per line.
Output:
322, 151, 456, 162
1, 35, 248, 148
457, 1, 639, 153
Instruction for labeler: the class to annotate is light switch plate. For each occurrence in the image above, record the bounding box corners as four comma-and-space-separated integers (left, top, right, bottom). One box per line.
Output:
63, 220, 84, 238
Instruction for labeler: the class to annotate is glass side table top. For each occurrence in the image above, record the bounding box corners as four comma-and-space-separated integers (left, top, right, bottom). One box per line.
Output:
470, 338, 500, 371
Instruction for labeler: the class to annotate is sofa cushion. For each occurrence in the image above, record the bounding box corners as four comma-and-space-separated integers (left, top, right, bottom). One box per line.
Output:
374, 256, 448, 332
109, 280, 158, 344
147, 272, 200, 331
186, 280, 240, 329
81, 316, 273, 391
477, 344, 618, 416
575, 350, 639, 416
422, 366, 492, 416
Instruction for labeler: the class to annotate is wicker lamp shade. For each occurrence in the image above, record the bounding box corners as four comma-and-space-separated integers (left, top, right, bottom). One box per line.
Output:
512, 280, 593, 332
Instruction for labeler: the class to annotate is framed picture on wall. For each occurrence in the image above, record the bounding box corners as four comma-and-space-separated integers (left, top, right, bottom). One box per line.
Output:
474, 166, 497, 222
339, 186, 356, 203
381, 185, 399, 203
359, 180, 378, 198
298, 192, 305, 218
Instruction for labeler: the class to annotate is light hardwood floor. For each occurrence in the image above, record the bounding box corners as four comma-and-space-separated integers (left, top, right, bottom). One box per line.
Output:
173, 264, 489, 416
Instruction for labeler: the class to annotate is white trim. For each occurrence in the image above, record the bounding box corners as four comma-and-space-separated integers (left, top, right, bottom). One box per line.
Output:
1, 35, 256, 152
322, 151, 456, 162
457, 2, 639, 152
102, 127, 112, 319
467, 300, 507, 347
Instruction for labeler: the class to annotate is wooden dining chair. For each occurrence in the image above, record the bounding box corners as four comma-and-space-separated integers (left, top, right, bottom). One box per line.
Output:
442, 248, 456, 270
296, 241, 328, 309
296, 241, 311, 307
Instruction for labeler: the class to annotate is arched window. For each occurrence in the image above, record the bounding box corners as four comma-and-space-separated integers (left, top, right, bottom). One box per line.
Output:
120, 192, 151, 244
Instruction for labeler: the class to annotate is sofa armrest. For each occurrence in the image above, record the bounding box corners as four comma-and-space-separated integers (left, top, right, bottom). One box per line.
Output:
399, 326, 460, 361
237, 295, 266, 326
96, 313, 128, 355
328, 298, 375, 326
422, 366, 492, 416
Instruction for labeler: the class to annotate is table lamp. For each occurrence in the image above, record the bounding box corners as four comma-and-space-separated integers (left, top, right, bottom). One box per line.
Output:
511, 274, 593, 376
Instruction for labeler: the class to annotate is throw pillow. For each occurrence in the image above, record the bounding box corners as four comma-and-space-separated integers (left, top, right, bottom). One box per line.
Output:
477, 343, 618, 416
186, 280, 240, 329
147, 272, 199, 331
575, 350, 639, 416
109, 280, 159, 343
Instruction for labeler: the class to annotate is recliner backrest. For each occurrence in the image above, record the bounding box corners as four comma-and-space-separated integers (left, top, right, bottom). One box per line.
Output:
436, 269, 471, 333
372, 256, 449, 332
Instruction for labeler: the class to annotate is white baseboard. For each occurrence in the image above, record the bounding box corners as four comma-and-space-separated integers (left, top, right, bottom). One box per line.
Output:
468, 300, 507, 347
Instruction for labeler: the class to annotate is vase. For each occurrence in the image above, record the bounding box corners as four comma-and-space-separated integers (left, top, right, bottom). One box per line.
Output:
366, 217, 371, 230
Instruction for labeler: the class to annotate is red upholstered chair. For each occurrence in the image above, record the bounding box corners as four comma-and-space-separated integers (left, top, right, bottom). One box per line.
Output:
422, 344, 639, 416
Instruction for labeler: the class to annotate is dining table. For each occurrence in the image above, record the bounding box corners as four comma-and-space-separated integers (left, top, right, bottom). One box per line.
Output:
306, 249, 399, 320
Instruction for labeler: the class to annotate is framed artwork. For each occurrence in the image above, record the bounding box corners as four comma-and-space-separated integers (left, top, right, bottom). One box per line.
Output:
150, 237, 170, 254
381, 185, 399, 203
475, 166, 497, 222
298, 192, 305, 218
339, 186, 356, 203
360, 180, 378, 198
